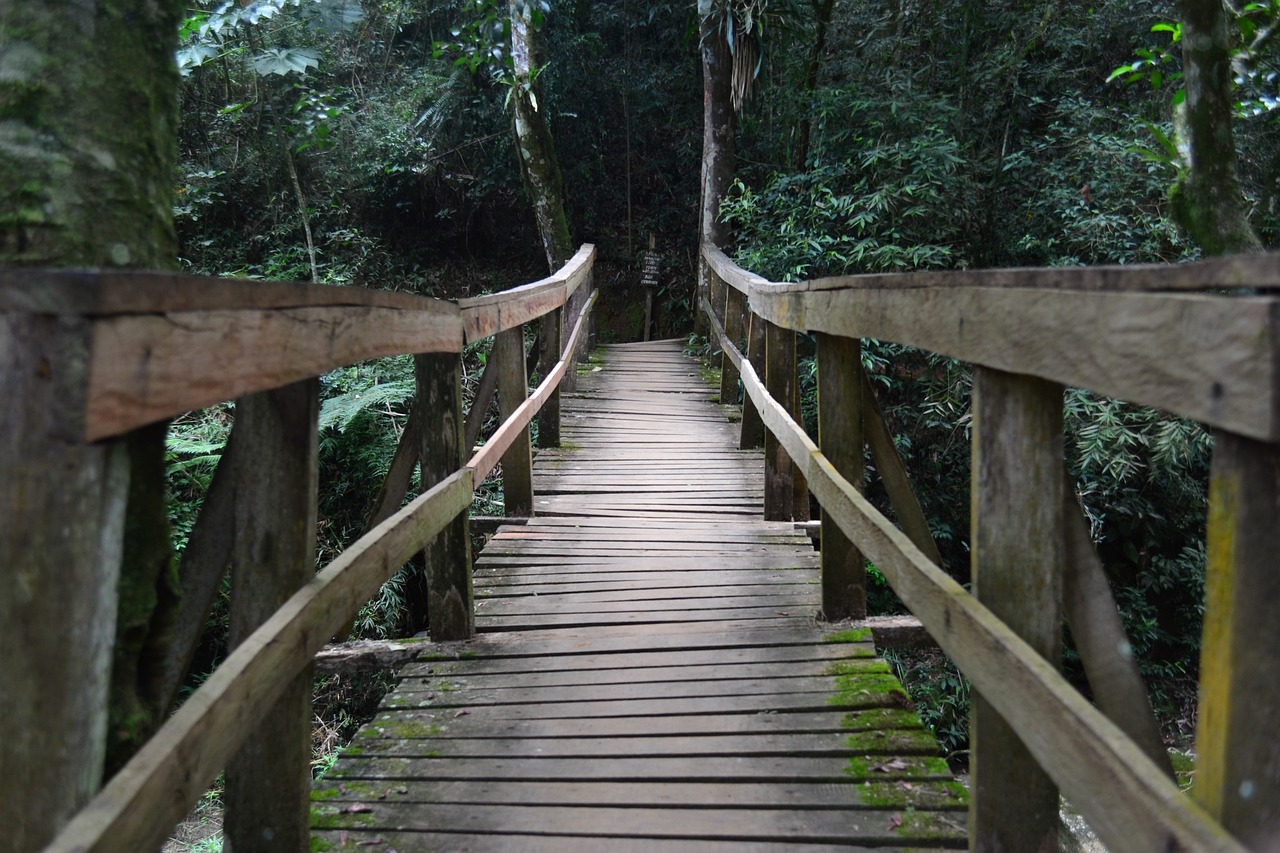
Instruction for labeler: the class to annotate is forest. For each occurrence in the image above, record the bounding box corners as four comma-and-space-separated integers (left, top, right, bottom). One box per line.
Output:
6, 1, 1275, 845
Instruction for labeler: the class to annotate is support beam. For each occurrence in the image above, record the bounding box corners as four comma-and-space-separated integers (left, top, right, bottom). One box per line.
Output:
0, 315, 128, 852
224, 379, 319, 853
816, 333, 865, 620
1194, 431, 1280, 845
416, 353, 474, 641
493, 326, 535, 516
538, 306, 563, 448
970, 368, 1063, 853
719, 286, 744, 405
740, 311, 766, 449
764, 320, 803, 521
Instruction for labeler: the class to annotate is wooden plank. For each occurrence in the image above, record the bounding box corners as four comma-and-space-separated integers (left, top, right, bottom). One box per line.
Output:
85, 303, 462, 441
402, 657, 882, 687
493, 325, 535, 515
0, 314, 127, 852
719, 286, 745, 403
416, 353, 473, 640
365, 397, 423, 530
45, 471, 474, 853
861, 367, 945, 568
457, 244, 595, 343
1194, 431, 1280, 845
464, 354, 500, 452
817, 332, 865, 620
225, 380, 319, 853
735, 357, 1241, 852
763, 320, 796, 521
752, 284, 1280, 442
1062, 473, 1173, 778
538, 305, 563, 447
969, 368, 1063, 853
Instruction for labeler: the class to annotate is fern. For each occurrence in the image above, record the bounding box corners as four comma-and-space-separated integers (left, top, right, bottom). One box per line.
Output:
319, 380, 415, 432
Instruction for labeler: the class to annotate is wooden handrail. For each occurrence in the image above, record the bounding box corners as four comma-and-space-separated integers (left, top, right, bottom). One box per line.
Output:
4, 245, 598, 852
699, 241, 1280, 851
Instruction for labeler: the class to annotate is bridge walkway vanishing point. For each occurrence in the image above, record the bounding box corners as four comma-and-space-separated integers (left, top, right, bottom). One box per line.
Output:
311, 339, 969, 852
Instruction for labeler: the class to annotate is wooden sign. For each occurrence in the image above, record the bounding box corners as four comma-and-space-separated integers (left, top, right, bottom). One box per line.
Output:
640, 250, 660, 287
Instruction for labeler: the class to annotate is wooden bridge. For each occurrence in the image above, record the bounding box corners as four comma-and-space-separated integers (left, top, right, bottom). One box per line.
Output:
4, 244, 1280, 852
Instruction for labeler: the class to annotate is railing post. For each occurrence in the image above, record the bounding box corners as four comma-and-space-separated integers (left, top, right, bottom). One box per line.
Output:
719, 284, 744, 406
538, 306, 562, 448
416, 352, 474, 640
763, 320, 808, 521
224, 379, 319, 853
0, 314, 128, 853
493, 325, 535, 516
740, 311, 766, 449
1194, 431, 1280, 845
970, 367, 1063, 853
816, 333, 865, 620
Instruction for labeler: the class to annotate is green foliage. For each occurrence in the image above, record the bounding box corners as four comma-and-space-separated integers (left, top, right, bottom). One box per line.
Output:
885, 649, 971, 761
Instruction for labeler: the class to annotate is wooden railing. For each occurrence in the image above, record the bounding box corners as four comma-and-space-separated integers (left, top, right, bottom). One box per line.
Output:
1, 245, 595, 852
700, 244, 1280, 852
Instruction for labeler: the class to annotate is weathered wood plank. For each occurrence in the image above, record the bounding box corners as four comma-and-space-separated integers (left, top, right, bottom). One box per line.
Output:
225, 380, 319, 853
85, 303, 462, 441
416, 353, 473, 641
1194, 432, 1280, 845
752, 284, 1280, 442
0, 315, 128, 852
969, 368, 1063, 853
817, 332, 865, 620
457, 244, 595, 343
493, 325, 535, 515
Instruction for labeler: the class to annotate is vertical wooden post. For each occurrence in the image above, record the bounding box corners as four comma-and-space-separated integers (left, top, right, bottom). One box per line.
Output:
707, 274, 724, 357
1194, 431, 1280, 845
416, 352, 474, 641
493, 325, 535, 516
719, 285, 744, 405
538, 306, 563, 448
0, 315, 129, 852
817, 333, 865, 620
740, 311, 766, 449
969, 367, 1063, 853
763, 320, 798, 521
224, 379, 319, 853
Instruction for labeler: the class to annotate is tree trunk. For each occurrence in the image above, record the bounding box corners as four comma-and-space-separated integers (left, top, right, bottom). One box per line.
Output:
698, 4, 736, 249
0, 0, 182, 846
792, 0, 837, 171
509, 0, 574, 271
1172, 0, 1262, 254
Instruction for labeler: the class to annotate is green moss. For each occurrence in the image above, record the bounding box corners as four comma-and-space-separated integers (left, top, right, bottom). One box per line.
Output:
359, 719, 444, 739
311, 804, 376, 830
827, 671, 912, 708
840, 707, 925, 731
1170, 749, 1195, 792
310, 836, 335, 852
844, 727, 941, 753
826, 659, 891, 677
827, 627, 873, 644
843, 754, 952, 780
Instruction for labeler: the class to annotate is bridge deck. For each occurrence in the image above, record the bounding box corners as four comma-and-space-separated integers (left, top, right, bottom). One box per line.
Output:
312, 340, 968, 851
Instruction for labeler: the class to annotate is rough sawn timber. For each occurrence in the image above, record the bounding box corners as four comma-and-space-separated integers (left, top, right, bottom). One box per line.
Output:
313, 339, 967, 851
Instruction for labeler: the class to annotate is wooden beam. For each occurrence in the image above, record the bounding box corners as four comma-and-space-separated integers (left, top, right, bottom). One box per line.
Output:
493, 326, 534, 516
739, 311, 766, 449
816, 333, 864, 621
734, 357, 1241, 853
860, 369, 945, 569
751, 285, 1280, 443
366, 399, 423, 531
763, 320, 797, 521
464, 355, 500, 452
1194, 431, 1280, 845
224, 380, 319, 853
969, 368, 1064, 853
416, 353, 473, 642
538, 306, 563, 448
1062, 473, 1173, 779
457, 244, 595, 343
85, 303, 463, 441
720, 286, 745, 406
0, 315, 127, 852
45, 471, 473, 853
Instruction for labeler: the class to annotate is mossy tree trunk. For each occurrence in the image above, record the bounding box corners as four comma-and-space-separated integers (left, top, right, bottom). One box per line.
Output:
698, 1, 736, 250
509, 0, 574, 272
1172, 0, 1262, 254
0, 4, 183, 847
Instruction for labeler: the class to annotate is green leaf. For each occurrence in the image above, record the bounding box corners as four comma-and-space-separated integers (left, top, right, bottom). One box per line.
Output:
249, 47, 321, 77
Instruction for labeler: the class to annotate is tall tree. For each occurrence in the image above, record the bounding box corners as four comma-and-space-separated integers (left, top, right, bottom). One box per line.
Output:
698, 0, 737, 250
0, 0, 183, 847
509, 0, 574, 271
1172, 0, 1262, 254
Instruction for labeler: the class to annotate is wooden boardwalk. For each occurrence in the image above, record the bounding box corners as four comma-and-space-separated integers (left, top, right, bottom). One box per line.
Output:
312, 340, 967, 852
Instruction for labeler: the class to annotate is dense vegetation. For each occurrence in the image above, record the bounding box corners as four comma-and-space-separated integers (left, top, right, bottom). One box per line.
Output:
166, 0, 1279, 761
